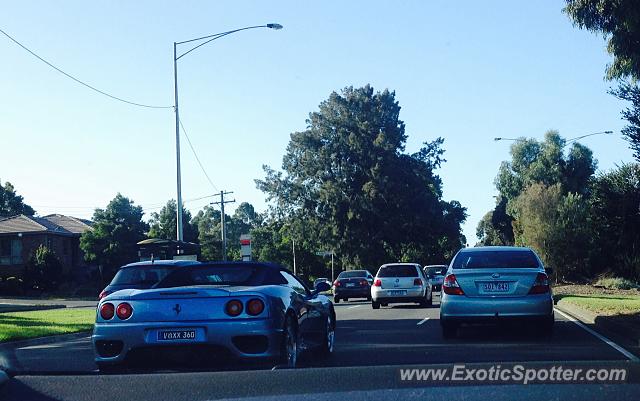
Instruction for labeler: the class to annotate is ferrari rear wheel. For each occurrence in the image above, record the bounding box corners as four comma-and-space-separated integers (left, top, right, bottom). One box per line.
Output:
318, 313, 335, 356
281, 315, 299, 368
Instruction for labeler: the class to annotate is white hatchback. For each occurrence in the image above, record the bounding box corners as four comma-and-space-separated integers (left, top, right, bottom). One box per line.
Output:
371, 263, 433, 309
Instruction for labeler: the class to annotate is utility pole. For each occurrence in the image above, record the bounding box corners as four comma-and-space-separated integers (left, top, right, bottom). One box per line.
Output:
211, 191, 235, 261
292, 239, 297, 275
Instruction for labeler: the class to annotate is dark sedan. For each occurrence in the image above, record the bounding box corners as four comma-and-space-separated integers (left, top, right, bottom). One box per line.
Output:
333, 270, 372, 303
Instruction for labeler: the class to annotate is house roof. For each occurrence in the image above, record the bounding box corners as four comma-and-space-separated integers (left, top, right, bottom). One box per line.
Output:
42, 214, 93, 234
0, 214, 92, 236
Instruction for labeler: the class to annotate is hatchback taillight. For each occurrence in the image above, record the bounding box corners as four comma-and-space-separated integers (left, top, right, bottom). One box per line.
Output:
443, 274, 464, 295
528, 273, 550, 295
334, 280, 341, 287
373, 279, 382, 287
413, 278, 422, 286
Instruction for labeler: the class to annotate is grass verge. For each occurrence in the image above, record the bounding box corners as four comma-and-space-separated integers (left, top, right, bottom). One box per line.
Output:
555, 293, 640, 316
0, 308, 95, 343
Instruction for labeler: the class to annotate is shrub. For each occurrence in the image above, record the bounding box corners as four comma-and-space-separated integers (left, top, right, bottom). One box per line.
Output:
24, 245, 63, 291
594, 277, 639, 290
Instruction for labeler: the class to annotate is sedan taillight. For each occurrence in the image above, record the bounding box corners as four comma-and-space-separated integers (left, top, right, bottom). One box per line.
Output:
443, 274, 464, 295
334, 280, 341, 287
360, 279, 369, 286
528, 273, 550, 294
373, 279, 382, 287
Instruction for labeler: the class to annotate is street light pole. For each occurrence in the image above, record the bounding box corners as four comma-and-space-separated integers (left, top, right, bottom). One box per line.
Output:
173, 42, 184, 242
172, 23, 283, 242
494, 131, 614, 143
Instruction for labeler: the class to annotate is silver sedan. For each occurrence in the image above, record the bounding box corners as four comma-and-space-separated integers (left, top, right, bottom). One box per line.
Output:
439, 246, 554, 338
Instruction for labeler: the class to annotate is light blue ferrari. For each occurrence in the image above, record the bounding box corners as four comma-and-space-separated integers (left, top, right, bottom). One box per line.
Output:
92, 262, 335, 371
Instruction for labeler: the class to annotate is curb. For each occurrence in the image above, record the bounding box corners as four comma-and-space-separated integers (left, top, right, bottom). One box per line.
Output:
0, 331, 92, 352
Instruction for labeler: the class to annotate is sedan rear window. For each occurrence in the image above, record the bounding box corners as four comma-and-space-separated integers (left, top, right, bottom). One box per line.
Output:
155, 265, 262, 288
452, 250, 540, 269
377, 265, 418, 277
338, 271, 368, 278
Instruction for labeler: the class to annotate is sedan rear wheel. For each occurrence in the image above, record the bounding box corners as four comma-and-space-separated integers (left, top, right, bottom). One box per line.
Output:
281, 315, 299, 368
333, 296, 340, 304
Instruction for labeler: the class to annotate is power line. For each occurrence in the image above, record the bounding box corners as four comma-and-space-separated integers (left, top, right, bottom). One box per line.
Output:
179, 118, 220, 193
0, 27, 173, 109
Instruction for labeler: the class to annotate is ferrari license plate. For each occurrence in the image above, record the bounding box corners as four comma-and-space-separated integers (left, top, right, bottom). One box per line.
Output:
158, 329, 197, 341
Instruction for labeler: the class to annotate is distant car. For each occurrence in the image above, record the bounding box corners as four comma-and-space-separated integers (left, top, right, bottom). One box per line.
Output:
98, 260, 202, 300
333, 270, 372, 303
439, 246, 554, 339
370, 263, 433, 309
314, 278, 330, 288
93, 261, 335, 371
423, 265, 447, 292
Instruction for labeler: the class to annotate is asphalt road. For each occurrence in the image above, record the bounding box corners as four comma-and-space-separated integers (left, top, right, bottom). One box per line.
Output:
1, 296, 638, 400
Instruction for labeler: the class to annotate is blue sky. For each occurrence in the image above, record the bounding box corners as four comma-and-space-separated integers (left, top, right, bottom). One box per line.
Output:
0, 1, 634, 247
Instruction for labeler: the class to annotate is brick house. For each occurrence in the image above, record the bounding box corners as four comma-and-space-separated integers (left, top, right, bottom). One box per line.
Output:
0, 214, 93, 279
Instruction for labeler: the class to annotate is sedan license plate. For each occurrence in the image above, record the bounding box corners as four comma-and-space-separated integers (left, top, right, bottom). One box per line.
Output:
388, 290, 407, 296
158, 329, 197, 341
346, 283, 355, 287
481, 282, 510, 293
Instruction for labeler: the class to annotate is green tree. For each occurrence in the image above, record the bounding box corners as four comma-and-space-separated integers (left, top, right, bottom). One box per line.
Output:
147, 199, 199, 243
564, 0, 640, 161
80, 194, 148, 283
589, 163, 640, 280
256, 85, 466, 269
191, 206, 222, 261
0, 180, 35, 217
511, 183, 592, 281
24, 244, 63, 290
479, 131, 597, 243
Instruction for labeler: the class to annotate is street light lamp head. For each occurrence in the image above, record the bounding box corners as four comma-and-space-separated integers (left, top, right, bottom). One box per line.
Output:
267, 23, 283, 30
494, 137, 503, 141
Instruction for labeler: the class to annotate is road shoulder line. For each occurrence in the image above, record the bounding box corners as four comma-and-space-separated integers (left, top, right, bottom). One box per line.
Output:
554, 307, 639, 362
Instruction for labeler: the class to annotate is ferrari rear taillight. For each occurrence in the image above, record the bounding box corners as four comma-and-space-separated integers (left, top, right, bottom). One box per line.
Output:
115, 302, 133, 320
225, 299, 244, 317
373, 279, 382, 287
246, 298, 265, 316
443, 274, 464, 295
99, 303, 114, 320
528, 273, 550, 295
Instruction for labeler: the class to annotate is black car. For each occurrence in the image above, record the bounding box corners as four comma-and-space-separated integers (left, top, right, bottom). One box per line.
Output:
333, 270, 373, 303
98, 260, 201, 300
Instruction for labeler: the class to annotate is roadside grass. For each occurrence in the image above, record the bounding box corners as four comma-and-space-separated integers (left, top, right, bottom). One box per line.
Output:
555, 293, 640, 316
0, 308, 95, 343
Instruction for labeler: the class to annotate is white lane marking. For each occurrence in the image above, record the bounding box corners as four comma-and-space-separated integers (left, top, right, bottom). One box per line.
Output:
555, 308, 639, 362
347, 305, 361, 309
417, 317, 430, 326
